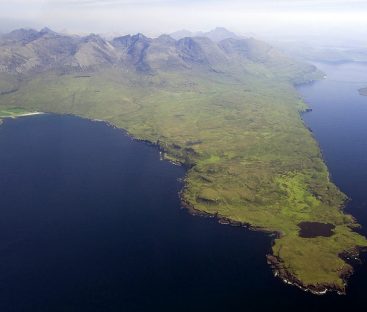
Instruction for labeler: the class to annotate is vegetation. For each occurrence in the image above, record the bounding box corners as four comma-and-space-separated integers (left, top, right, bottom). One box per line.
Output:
0, 107, 37, 118
0, 28, 366, 294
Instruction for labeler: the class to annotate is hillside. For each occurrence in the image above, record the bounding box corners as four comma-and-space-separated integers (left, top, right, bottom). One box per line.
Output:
0, 28, 366, 294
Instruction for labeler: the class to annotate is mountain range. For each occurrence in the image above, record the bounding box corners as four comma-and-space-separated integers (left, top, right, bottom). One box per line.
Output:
0, 27, 315, 83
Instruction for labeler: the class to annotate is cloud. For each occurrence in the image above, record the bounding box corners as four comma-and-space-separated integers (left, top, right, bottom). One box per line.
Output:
0, 0, 366, 43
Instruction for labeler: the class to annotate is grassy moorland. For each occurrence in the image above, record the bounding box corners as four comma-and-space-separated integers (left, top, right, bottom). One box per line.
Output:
0, 107, 40, 119
0, 62, 366, 294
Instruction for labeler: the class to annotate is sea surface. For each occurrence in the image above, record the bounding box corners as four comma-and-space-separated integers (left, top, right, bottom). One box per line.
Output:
0, 62, 366, 311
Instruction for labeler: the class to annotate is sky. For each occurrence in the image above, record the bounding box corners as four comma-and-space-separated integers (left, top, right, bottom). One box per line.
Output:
0, 0, 367, 44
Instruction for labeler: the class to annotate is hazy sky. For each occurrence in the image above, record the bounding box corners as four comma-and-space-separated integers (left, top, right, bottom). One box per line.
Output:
1, 0, 367, 42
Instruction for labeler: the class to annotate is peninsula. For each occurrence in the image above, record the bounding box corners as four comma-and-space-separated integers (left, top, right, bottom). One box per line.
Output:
0, 27, 366, 294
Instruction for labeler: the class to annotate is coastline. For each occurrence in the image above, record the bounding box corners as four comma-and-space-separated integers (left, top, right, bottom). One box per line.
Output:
0, 111, 45, 119
34, 113, 367, 295
181, 189, 367, 296
1, 109, 365, 296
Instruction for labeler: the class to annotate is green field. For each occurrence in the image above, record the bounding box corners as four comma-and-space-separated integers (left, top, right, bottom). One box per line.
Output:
0, 64, 366, 294
0, 107, 38, 118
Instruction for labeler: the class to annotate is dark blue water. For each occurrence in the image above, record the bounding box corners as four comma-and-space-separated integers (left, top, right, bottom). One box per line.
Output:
0, 115, 282, 311
299, 62, 367, 228
0, 62, 367, 311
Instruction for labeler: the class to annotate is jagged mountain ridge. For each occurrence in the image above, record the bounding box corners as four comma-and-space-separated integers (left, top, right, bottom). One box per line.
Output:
170, 27, 243, 42
0, 27, 316, 84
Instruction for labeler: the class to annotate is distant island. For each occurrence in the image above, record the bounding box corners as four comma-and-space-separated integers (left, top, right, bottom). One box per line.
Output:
359, 87, 367, 96
0, 27, 366, 295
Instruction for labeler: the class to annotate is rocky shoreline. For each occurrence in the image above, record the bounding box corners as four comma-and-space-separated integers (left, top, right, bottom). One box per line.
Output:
267, 254, 348, 295
269, 245, 367, 296
180, 192, 367, 296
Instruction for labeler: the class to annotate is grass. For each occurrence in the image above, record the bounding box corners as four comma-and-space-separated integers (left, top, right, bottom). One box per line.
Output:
0, 72, 19, 94
0, 63, 366, 293
0, 107, 37, 118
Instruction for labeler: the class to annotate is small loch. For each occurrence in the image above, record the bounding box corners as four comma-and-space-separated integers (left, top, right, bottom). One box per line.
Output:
298, 221, 335, 238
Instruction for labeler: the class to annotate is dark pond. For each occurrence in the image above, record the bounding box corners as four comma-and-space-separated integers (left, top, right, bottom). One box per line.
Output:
0, 62, 367, 311
298, 221, 335, 238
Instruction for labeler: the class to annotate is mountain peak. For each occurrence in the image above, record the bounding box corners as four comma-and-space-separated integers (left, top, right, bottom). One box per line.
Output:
40, 27, 57, 35
156, 34, 176, 44
84, 33, 106, 43
170, 27, 241, 42
204, 27, 241, 42
214, 27, 230, 32
4, 28, 41, 43
131, 33, 149, 41
0, 28, 296, 76
169, 29, 194, 40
